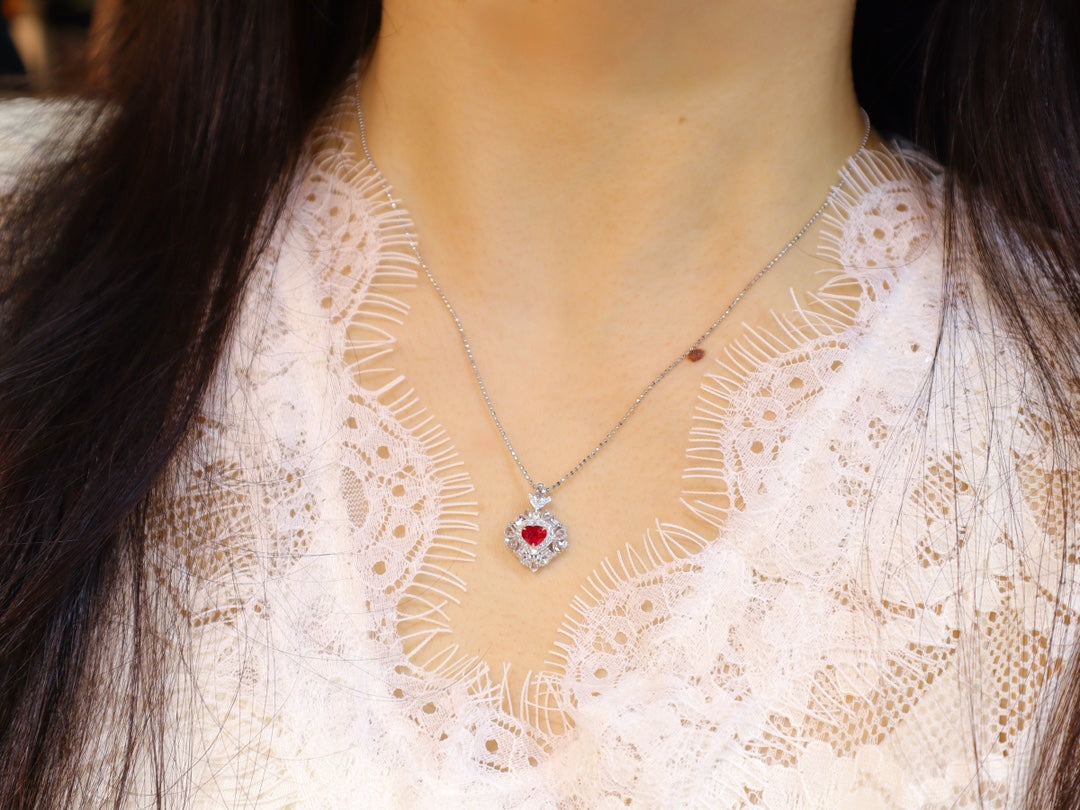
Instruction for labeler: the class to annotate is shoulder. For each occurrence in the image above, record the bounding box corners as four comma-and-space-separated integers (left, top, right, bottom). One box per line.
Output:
0, 97, 87, 195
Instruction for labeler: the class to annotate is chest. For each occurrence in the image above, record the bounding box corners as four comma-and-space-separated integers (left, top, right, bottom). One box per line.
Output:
158, 147, 1052, 806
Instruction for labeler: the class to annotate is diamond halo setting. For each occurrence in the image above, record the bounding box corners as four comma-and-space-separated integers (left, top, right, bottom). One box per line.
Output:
504, 486, 569, 571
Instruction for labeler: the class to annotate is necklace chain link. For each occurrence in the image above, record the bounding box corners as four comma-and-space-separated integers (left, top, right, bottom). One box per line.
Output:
354, 86, 870, 496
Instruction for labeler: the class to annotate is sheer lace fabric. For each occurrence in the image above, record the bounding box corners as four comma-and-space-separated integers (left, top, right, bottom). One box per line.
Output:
2, 99, 1074, 806
140, 124, 1080, 808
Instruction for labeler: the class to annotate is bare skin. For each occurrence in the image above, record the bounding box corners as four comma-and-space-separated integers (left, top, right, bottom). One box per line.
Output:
350, 0, 865, 714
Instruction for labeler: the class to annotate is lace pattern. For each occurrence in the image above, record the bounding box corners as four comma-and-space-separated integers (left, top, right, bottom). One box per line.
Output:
139, 117, 1078, 809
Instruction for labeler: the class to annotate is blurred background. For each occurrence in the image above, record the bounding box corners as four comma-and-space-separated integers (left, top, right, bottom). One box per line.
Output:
1, 0, 113, 94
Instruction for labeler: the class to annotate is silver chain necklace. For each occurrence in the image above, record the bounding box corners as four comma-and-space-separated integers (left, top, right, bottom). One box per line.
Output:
355, 90, 870, 571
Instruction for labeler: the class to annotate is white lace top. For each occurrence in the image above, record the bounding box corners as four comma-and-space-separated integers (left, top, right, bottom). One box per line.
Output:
3, 100, 1077, 808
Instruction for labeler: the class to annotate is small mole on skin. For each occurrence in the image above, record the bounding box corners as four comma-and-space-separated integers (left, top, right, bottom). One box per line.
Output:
678, 116, 687, 125
687, 348, 705, 362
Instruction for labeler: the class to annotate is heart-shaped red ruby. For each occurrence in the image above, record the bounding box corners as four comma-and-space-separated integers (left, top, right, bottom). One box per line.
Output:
521, 525, 548, 546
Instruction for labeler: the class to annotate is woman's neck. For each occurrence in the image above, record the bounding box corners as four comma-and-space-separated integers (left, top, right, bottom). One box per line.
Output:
357, 0, 863, 301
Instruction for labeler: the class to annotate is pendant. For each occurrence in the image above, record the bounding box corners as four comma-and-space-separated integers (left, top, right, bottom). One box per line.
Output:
504, 485, 569, 571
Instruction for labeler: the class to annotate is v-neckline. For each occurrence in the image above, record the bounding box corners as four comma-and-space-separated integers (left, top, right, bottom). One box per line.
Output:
304, 107, 924, 747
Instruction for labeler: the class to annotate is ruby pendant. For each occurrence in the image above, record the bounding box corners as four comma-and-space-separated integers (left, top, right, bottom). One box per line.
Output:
504, 485, 569, 571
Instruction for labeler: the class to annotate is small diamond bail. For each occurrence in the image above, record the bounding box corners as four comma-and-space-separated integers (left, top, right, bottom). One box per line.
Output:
529, 484, 552, 510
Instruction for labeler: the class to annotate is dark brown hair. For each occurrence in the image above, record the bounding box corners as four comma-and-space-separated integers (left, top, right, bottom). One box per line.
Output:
920, 3, 1080, 807
0, 2, 380, 805
1, 0, 1079, 806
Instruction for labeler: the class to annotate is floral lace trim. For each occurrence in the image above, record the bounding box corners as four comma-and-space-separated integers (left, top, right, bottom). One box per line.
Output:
306, 107, 941, 741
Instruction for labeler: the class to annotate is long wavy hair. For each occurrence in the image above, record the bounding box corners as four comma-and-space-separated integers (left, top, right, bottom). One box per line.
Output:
1, 1, 1079, 806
